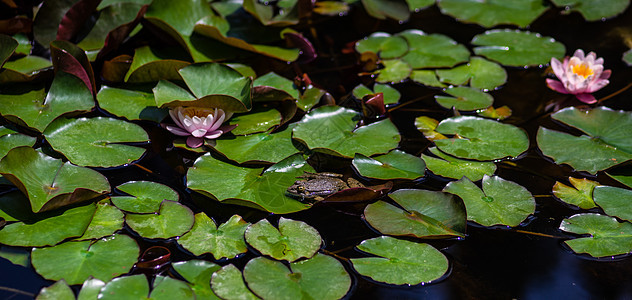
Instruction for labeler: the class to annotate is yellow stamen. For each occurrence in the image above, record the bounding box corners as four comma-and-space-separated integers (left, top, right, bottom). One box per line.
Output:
571, 63, 594, 78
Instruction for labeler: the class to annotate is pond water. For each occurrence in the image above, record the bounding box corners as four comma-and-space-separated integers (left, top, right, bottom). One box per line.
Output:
2, 1, 632, 299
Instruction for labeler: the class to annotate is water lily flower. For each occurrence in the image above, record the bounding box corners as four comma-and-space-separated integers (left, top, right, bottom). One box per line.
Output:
164, 107, 236, 148
546, 49, 611, 104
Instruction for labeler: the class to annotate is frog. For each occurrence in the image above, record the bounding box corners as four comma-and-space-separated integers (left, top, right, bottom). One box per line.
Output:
286, 172, 365, 202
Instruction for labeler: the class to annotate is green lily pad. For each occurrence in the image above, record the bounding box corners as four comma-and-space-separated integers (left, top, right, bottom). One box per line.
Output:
434, 116, 529, 161
0, 34, 18, 67
361, 0, 410, 21
355, 32, 409, 59
211, 264, 260, 300
124, 46, 191, 83
435, 57, 507, 90
37, 280, 75, 300
187, 153, 313, 214
213, 125, 299, 164
245, 218, 321, 262
243, 254, 351, 300
351, 236, 448, 285
437, 0, 548, 27
243, 0, 299, 26
172, 260, 222, 299
253, 72, 299, 102
78, 201, 124, 240
422, 147, 496, 181
551, 0, 629, 21
96, 86, 167, 122
0, 126, 36, 159
0, 203, 96, 247
178, 213, 250, 259
227, 108, 282, 136
112, 181, 179, 214
593, 186, 632, 222
364, 189, 466, 238
0, 190, 34, 222
606, 172, 632, 189
77, 3, 144, 52
352, 83, 401, 105
415, 116, 447, 141
43, 117, 149, 168
125, 200, 194, 239
410, 70, 446, 88
537, 107, 632, 174
472, 30, 566, 67
552, 177, 599, 209
292, 106, 400, 158
0, 72, 93, 132
2, 55, 53, 75
77, 278, 106, 300
352, 150, 425, 180
31, 234, 139, 285
560, 213, 632, 257
443, 175, 535, 227
435, 86, 494, 111
477, 105, 512, 120
406, 0, 434, 11
399, 29, 470, 69
0, 245, 30, 267
98, 274, 195, 300
375, 59, 412, 83
624, 49, 632, 66
0, 147, 110, 213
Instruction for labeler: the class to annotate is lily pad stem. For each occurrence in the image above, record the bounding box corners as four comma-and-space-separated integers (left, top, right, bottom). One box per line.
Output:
321, 249, 350, 262
596, 81, 632, 104
0, 286, 35, 297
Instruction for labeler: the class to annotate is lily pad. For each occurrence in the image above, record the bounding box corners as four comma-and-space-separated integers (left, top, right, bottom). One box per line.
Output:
552, 177, 599, 209
78, 201, 124, 240
472, 30, 565, 67
245, 218, 321, 262
606, 172, 632, 189
422, 147, 496, 181
228, 108, 282, 135
211, 264, 260, 300
624, 49, 632, 66
178, 213, 250, 259
243, 254, 351, 300
375, 59, 412, 83
31, 234, 139, 285
253, 72, 299, 102
537, 107, 632, 174
292, 106, 400, 158
435, 86, 494, 111
0, 126, 37, 159
352, 83, 401, 105
77, 278, 106, 300
410, 70, 446, 88
98, 274, 195, 300
213, 125, 299, 164
350, 236, 448, 285
43, 117, 149, 168
415, 116, 447, 141
96, 86, 168, 122
0, 34, 18, 67
435, 57, 507, 90
434, 116, 529, 161
364, 189, 466, 238
37, 280, 74, 300
187, 153, 313, 213
352, 151, 425, 180
443, 175, 535, 227
593, 186, 632, 222
560, 213, 632, 257
125, 200, 195, 239
437, 0, 548, 27
355, 32, 409, 59
172, 260, 222, 299
399, 29, 470, 69
361, 0, 410, 21
0, 147, 110, 213
112, 181, 179, 214
551, 0, 630, 21
0, 203, 96, 247
124, 46, 191, 83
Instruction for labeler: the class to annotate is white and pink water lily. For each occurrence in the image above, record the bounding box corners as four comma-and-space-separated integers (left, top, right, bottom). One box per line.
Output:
164, 107, 236, 148
546, 49, 611, 104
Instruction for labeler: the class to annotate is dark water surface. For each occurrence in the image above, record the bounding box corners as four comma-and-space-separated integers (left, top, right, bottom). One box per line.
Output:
3, 3, 632, 300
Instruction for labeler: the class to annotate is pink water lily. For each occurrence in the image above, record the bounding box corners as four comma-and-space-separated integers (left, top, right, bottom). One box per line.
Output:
546, 49, 611, 104
164, 107, 236, 148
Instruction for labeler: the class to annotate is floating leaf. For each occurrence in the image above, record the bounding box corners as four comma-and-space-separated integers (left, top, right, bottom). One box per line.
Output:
173, 260, 222, 299
477, 105, 512, 120
125, 200, 194, 239
0, 245, 30, 267
112, 181, 179, 214
351, 236, 448, 285
399, 29, 470, 69
364, 189, 466, 238
537, 107, 632, 174
36, 280, 74, 300
593, 186, 632, 222
415, 116, 447, 141
31, 234, 139, 285
443, 175, 535, 227
96, 86, 167, 122
253, 72, 299, 102
178, 213, 250, 259
227, 108, 282, 135
0, 126, 36, 159
98, 274, 195, 299
551, 0, 629, 21
422, 147, 496, 181
472, 30, 565, 67
375, 59, 412, 83
77, 278, 106, 300
410, 70, 446, 88
406, 0, 434, 11
435, 86, 494, 111
435, 57, 507, 90
151, 275, 195, 299
187, 153, 313, 214
437, 0, 548, 27
352, 83, 401, 105
213, 125, 299, 164
243, 0, 299, 26
78, 201, 124, 240
361, 0, 410, 21
552, 177, 599, 209
0, 34, 18, 67
624, 49, 632, 66
245, 218, 321, 262
0, 147, 110, 213
243, 254, 351, 300
606, 172, 632, 189
77, 3, 144, 52
352, 151, 425, 180
434, 116, 529, 161
355, 32, 408, 59
560, 213, 632, 257
314, 1, 350, 16
211, 264, 260, 300
124, 46, 190, 83
44, 117, 149, 168
292, 106, 400, 158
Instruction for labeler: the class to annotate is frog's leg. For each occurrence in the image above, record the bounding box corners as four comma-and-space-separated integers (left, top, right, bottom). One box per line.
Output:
347, 178, 364, 188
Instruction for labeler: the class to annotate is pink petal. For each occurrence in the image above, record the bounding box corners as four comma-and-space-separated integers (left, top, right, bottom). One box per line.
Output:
573, 49, 585, 60
219, 124, 238, 134
575, 93, 597, 104
586, 79, 609, 93
550, 57, 565, 80
186, 136, 204, 148
204, 130, 223, 139
600, 69, 612, 80
169, 109, 185, 129
546, 79, 570, 94
191, 128, 208, 137
165, 125, 191, 136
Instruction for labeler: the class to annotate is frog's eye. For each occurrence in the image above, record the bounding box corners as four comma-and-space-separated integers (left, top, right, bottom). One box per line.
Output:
297, 186, 305, 192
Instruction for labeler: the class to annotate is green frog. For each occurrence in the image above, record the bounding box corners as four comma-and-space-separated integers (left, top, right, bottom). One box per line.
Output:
286, 172, 365, 202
